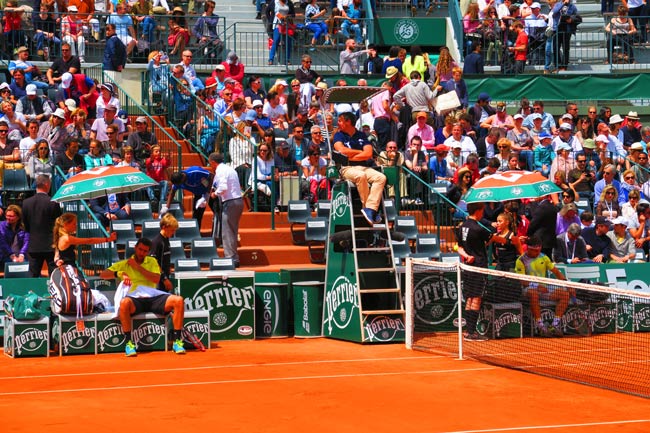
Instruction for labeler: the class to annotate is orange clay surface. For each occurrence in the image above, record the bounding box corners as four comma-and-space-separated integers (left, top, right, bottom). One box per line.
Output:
1, 338, 649, 433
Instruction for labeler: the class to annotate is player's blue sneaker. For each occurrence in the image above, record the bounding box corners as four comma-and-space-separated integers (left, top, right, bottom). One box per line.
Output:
173, 339, 186, 354
125, 340, 137, 357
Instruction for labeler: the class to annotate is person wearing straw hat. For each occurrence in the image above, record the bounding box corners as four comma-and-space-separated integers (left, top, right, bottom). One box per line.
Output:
9, 46, 48, 91
621, 110, 642, 147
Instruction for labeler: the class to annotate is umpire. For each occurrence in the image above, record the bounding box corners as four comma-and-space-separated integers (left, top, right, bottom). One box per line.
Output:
208, 153, 243, 268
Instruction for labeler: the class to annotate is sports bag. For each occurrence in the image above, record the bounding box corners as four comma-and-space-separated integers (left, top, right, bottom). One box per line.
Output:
48, 264, 93, 318
3, 291, 48, 320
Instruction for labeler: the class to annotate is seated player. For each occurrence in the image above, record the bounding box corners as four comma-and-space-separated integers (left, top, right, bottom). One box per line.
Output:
515, 236, 568, 337
99, 238, 186, 357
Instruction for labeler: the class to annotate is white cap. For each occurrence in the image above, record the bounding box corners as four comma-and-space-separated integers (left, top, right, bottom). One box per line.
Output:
61, 72, 73, 89
25, 84, 37, 96
53, 108, 66, 119
531, 2, 541, 7
612, 216, 628, 226
64, 98, 77, 110
252, 99, 263, 108
595, 134, 609, 142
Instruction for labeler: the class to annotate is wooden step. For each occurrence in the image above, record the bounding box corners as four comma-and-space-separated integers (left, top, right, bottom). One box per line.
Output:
355, 247, 391, 252
357, 267, 395, 273
237, 245, 313, 266
361, 309, 406, 315
360, 288, 400, 294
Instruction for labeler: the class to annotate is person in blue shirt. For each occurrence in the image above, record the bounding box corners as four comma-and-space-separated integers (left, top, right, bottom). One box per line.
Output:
163, 165, 213, 224
103, 24, 127, 72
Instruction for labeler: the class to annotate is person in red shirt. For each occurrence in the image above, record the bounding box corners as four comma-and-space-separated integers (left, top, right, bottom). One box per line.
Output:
509, 20, 528, 74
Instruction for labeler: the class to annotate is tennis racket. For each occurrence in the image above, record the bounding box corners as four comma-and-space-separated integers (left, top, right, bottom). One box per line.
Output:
182, 328, 206, 352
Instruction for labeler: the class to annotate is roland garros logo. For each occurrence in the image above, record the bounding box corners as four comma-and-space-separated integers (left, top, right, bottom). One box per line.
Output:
125, 174, 143, 183
394, 19, 419, 45
475, 190, 493, 200
93, 179, 107, 188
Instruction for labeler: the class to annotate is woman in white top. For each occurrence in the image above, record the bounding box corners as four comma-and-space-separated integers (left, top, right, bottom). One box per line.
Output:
250, 132, 275, 196
95, 83, 121, 119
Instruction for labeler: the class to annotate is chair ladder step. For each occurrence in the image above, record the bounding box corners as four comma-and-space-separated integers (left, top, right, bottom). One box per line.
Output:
360, 288, 400, 294
361, 309, 406, 315
357, 267, 395, 273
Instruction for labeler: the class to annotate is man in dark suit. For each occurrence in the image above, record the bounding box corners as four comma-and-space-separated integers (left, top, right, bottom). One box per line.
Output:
553, 223, 589, 264
21, 175, 61, 277
527, 194, 557, 258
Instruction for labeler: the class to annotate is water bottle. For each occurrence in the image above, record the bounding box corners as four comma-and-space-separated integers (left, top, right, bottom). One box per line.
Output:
368, 60, 374, 74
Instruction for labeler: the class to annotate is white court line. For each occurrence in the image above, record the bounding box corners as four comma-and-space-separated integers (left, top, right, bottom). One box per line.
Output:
0, 355, 447, 381
437, 419, 650, 433
0, 367, 496, 396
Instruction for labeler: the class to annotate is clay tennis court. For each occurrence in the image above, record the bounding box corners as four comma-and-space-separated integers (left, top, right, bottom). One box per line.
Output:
1, 338, 649, 433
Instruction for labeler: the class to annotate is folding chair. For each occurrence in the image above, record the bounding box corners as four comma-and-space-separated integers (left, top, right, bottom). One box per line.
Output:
141, 219, 161, 240
174, 258, 201, 272
383, 198, 397, 223
412, 233, 442, 260
305, 216, 328, 264
316, 200, 331, 219
130, 201, 154, 227
175, 219, 201, 244
209, 257, 236, 271
287, 199, 311, 245
110, 220, 136, 247
391, 238, 411, 266
394, 216, 418, 242
169, 239, 187, 262
3, 262, 31, 278
190, 238, 217, 266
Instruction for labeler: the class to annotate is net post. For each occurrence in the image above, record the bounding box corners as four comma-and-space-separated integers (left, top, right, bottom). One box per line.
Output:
457, 262, 463, 360
405, 257, 413, 350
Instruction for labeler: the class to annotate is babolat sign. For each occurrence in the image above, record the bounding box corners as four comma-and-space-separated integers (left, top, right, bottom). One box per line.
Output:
178, 272, 255, 340
3, 316, 50, 358
363, 315, 405, 342
413, 272, 461, 332
56, 316, 97, 355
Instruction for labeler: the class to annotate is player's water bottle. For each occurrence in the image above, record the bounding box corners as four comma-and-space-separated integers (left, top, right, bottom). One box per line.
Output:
368, 60, 374, 74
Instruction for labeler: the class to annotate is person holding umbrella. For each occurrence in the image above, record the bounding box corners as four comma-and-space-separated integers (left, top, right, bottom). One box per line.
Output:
53, 213, 117, 267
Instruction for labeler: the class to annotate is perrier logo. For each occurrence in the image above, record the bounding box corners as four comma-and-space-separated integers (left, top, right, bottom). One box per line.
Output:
15, 327, 48, 355
62, 326, 95, 353
133, 320, 165, 347
324, 275, 359, 333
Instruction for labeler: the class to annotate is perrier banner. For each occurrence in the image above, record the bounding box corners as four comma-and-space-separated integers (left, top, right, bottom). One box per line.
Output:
178, 271, 255, 340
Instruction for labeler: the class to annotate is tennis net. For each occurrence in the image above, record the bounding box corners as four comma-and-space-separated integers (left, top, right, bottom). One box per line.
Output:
405, 258, 650, 398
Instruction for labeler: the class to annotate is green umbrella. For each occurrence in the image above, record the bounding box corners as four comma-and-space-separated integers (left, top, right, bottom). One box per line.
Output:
465, 170, 562, 203
51, 165, 157, 203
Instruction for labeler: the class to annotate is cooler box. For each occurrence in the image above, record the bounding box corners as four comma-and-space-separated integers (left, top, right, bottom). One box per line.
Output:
96, 313, 127, 354
3, 316, 50, 358
292, 281, 324, 338
478, 303, 522, 339
132, 313, 167, 352
54, 315, 97, 355
177, 271, 256, 341
178, 310, 211, 349
255, 283, 288, 338
617, 299, 650, 332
